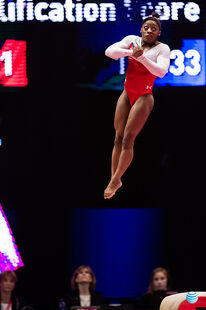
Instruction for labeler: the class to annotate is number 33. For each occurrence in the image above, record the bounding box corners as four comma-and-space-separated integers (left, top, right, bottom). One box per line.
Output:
169, 49, 201, 76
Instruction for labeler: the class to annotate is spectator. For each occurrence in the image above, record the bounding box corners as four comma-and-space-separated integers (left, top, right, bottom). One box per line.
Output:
59, 265, 106, 310
0, 270, 32, 310
139, 267, 177, 310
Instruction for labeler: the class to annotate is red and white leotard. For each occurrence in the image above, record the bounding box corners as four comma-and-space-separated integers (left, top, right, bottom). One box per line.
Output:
105, 35, 170, 106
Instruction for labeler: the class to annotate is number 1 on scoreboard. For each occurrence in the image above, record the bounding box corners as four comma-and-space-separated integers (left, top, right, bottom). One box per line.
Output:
0, 50, 12, 77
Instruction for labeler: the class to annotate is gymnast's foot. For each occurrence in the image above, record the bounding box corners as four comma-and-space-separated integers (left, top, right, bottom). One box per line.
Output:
104, 179, 122, 199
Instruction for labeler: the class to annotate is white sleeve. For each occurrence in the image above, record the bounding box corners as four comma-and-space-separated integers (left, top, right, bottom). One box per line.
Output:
134, 44, 170, 78
105, 35, 134, 59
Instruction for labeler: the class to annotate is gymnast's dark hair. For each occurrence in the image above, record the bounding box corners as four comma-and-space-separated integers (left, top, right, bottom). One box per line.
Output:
142, 12, 161, 30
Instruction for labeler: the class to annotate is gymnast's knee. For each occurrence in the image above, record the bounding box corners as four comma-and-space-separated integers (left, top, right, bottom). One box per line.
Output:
122, 133, 135, 150
114, 132, 123, 146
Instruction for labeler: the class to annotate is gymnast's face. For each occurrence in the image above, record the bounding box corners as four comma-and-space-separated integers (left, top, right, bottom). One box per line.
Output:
153, 271, 167, 291
140, 20, 161, 44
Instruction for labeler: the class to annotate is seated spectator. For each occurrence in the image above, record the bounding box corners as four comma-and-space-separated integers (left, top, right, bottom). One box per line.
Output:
59, 265, 106, 310
0, 271, 20, 310
139, 267, 178, 310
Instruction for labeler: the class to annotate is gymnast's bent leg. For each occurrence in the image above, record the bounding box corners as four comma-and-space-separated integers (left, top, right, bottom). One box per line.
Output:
104, 93, 154, 199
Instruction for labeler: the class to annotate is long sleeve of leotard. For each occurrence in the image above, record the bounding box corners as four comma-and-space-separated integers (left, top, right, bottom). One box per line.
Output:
105, 35, 134, 59
105, 35, 170, 78
134, 44, 170, 78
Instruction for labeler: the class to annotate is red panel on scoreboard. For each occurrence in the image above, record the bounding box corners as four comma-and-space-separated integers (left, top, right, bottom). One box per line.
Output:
179, 297, 206, 310
0, 39, 28, 87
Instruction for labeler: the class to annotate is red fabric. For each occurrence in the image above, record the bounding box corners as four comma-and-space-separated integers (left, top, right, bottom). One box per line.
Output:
179, 297, 206, 310
124, 44, 156, 106
6, 300, 12, 310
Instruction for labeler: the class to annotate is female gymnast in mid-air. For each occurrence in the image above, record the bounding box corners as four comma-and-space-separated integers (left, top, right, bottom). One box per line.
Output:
104, 12, 170, 199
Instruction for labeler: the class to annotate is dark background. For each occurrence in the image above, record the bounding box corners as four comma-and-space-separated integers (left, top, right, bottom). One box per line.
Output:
0, 1, 206, 309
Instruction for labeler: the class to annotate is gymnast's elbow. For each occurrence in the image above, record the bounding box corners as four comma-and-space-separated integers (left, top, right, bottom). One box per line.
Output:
105, 48, 115, 59
158, 69, 168, 78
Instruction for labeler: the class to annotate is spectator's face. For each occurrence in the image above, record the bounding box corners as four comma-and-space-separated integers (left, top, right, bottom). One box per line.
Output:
0, 276, 15, 293
153, 271, 167, 291
75, 268, 92, 285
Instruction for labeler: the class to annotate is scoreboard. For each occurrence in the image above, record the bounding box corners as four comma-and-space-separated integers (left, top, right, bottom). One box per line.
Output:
0, 0, 205, 90
0, 39, 27, 86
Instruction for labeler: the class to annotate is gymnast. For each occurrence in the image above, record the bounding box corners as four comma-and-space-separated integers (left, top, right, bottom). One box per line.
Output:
104, 12, 170, 199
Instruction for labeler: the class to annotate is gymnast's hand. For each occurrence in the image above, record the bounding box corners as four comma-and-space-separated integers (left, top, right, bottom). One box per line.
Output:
132, 46, 143, 58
